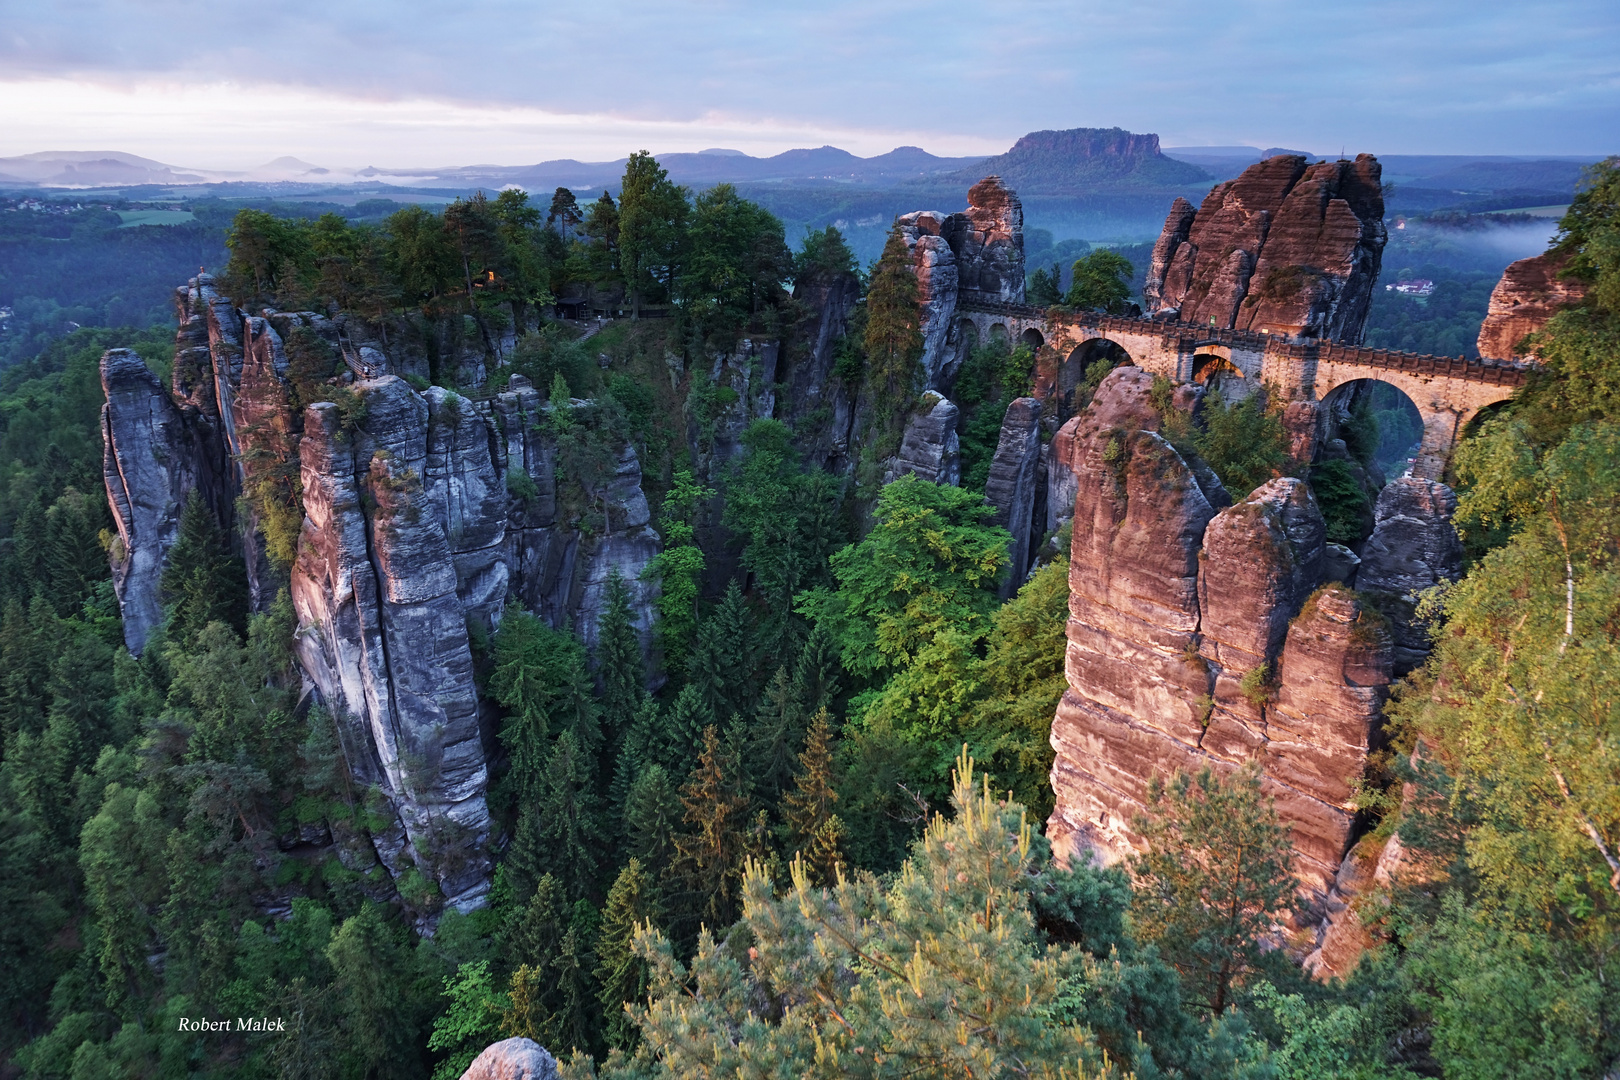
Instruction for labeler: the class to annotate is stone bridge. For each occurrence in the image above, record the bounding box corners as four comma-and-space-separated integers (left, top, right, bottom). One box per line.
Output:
955, 297, 1531, 479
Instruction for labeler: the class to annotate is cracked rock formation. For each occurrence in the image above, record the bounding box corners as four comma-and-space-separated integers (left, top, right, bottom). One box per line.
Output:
101, 348, 199, 655
1144, 154, 1387, 342
893, 177, 1028, 392
1047, 367, 1392, 901
946, 176, 1025, 303
101, 277, 663, 913
883, 395, 961, 486
984, 397, 1043, 595
1357, 478, 1462, 671
1476, 249, 1589, 359
895, 212, 963, 391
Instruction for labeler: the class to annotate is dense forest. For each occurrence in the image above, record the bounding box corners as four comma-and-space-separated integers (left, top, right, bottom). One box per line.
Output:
1, 153, 1617, 1079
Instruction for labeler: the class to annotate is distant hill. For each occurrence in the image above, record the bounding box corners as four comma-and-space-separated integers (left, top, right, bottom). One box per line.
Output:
933, 128, 1212, 193
0, 151, 207, 187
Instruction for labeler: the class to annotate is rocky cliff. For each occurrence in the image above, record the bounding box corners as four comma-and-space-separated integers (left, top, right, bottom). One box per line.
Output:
1476, 249, 1589, 359
1143, 154, 1387, 342
896, 175, 1027, 392
1046, 366, 1395, 917
99, 276, 662, 912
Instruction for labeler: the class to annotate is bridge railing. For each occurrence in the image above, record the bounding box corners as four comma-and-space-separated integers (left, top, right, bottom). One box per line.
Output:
956, 296, 1534, 386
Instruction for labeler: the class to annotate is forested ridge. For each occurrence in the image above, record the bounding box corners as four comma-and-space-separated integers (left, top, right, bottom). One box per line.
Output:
1, 155, 1617, 1079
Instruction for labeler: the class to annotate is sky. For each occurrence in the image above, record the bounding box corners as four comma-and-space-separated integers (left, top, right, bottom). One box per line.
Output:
1, 0, 1616, 169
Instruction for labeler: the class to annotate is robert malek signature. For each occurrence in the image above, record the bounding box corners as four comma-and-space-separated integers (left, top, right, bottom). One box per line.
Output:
177, 1017, 287, 1032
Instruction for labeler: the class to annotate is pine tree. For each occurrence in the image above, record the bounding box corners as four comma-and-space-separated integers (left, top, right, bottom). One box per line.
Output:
667, 725, 751, 941
1129, 764, 1299, 1016
622, 763, 679, 883
594, 858, 660, 1051
782, 708, 845, 885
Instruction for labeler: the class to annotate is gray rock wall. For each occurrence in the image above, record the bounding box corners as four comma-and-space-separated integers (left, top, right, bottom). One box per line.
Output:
100, 280, 666, 913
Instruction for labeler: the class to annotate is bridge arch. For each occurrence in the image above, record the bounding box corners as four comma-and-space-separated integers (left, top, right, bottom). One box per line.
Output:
1191, 352, 1249, 401
1020, 327, 1045, 351
1316, 378, 1426, 482
1313, 362, 1518, 480
988, 323, 1011, 347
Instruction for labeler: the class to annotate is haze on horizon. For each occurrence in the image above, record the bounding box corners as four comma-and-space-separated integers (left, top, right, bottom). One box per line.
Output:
1, 0, 1616, 171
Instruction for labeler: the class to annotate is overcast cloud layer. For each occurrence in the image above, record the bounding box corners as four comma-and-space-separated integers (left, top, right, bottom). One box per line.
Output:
2, 0, 1615, 168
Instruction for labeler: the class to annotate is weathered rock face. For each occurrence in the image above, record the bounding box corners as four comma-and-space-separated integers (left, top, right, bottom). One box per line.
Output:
893, 178, 1028, 392
1047, 366, 1392, 902
101, 278, 665, 912
1144, 154, 1387, 342
883, 395, 961, 486
786, 269, 863, 470
459, 1037, 560, 1080
1357, 478, 1462, 671
895, 212, 963, 391
1476, 249, 1588, 359
101, 349, 198, 654
946, 176, 1025, 303
983, 397, 1043, 594
292, 380, 493, 909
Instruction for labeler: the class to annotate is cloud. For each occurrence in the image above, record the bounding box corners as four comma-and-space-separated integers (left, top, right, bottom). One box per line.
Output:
1, 0, 1615, 163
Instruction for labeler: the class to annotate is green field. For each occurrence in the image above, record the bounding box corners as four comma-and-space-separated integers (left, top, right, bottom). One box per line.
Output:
116, 208, 196, 227
1487, 203, 1570, 217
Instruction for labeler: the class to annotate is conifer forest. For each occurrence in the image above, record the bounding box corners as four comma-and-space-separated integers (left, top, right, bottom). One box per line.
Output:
1, 146, 1617, 1080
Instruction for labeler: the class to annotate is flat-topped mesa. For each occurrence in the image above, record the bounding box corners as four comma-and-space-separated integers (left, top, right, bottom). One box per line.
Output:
1144, 154, 1387, 343
1476, 249, 1589, 360
1047, 366, 1395, 917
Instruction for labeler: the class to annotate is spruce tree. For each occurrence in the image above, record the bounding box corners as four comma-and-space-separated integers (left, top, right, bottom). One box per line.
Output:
9, 496, 48, 604
505, 872, 566, 972
595, 569, 646, 775
790, 620, 841, 716
44, 488, 108, 618
863, 224, 924, 414
659, 683, 713, 777
782, 708, 845, 885
747, 665, 804, 810
594, 858, 660, 1050
622, 762, 679, 882
501, 881, 600, 1056
0, 596, 54, 742
160, 490, 248, 644
534, 731, 604, 903
685, 579, 758, 725
607, 696, 659, 828
666, 725, 750, 940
